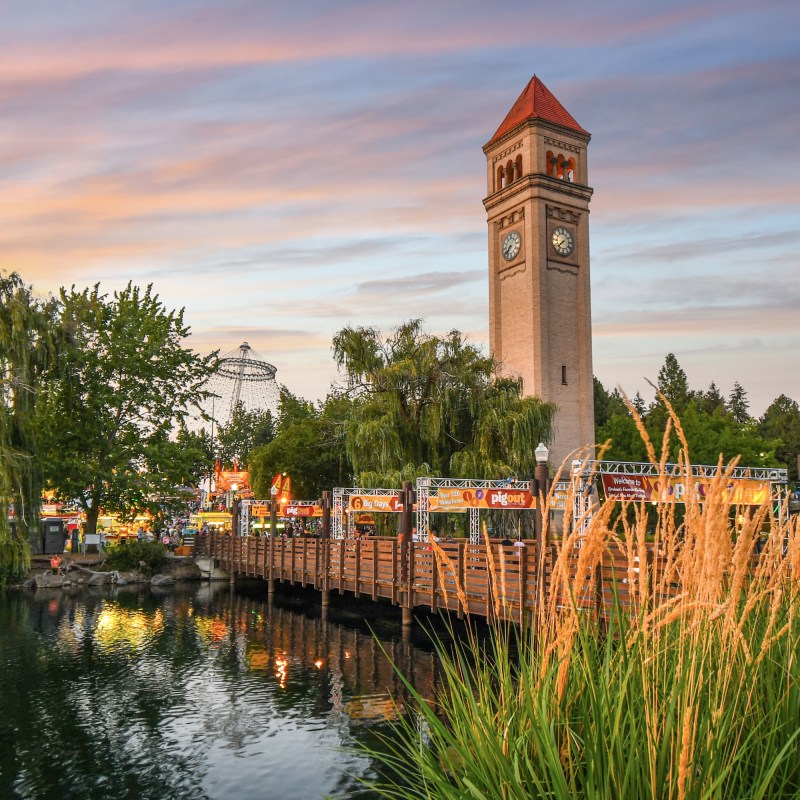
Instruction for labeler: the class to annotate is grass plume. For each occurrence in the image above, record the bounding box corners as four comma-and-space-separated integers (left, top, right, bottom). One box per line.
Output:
361, 408, 800, 799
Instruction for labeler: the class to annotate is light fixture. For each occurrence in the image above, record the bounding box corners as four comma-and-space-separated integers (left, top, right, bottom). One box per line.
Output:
535, 442, 549, 465
270, 485, 278, 498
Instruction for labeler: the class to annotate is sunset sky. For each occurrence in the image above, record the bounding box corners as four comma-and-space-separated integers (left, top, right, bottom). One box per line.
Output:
2, 0, 798, 415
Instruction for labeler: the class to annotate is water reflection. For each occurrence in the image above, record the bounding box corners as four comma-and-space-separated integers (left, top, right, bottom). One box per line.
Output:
0, 583, 439, 800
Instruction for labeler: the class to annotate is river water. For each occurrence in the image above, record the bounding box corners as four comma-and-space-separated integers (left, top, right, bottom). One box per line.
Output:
0, 581, 443, 799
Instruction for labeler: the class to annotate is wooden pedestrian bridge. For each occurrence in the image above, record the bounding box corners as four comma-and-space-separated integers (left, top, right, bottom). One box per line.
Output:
194, 461, 789, 626
192, 531, 697, 628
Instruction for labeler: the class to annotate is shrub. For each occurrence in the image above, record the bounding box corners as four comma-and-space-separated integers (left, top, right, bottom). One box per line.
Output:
105, 540, 167, 576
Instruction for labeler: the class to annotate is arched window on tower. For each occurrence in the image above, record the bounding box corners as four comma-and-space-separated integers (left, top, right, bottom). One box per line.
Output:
564, 156, 575, 183
514, 154, 523, 180
546, 150, 555, 177
505, 161, 514, 186
497, 165, 505, 190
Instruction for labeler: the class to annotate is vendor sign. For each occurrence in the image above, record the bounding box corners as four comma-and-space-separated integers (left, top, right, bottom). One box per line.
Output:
285, 504, 323, 517
348, 495, 401, 512
433, 486, 536, 510
600, 473, 770, 505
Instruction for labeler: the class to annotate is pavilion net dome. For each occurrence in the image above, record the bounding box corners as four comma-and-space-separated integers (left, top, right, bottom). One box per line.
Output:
192, 342, 281, 431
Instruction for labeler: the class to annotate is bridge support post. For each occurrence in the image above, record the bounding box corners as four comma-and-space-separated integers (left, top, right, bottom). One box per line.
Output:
321, 490, 331, 621
268, 490, 277, 598
400, 481, 415, 629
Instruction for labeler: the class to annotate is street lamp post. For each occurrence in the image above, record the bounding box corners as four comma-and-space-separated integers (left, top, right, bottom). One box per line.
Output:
229, 481, 239, 588
532, 443, 550, 622
532, 442, 550, 544
268, 484, 277, 597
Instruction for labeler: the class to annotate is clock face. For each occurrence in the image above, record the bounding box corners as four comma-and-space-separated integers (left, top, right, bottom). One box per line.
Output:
551, 226, 574, 257
501, 231, 521, 261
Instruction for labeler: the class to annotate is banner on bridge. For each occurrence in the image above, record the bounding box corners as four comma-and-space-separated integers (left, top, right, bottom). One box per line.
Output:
600, 473, 771, 505
431, 486, 536, 511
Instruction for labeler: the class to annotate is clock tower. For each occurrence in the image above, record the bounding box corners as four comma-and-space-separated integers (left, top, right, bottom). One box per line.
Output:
484, 76, 594, 469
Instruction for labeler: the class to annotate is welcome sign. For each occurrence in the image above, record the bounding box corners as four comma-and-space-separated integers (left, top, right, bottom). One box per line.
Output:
600, 473, 771, 506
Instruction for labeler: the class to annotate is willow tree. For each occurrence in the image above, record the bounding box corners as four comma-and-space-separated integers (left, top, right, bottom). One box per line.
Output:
0, 273, 53, 584
332, 320, 555, 486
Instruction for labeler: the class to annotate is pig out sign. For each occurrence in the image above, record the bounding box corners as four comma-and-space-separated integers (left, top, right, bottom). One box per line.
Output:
433, 487, 536, 511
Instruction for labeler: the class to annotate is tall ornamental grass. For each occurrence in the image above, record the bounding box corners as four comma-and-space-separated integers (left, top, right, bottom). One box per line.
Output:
363, 405, 800, 799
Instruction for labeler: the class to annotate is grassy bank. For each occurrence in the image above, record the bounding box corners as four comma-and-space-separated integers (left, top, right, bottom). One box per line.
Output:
363, 417, 800, 798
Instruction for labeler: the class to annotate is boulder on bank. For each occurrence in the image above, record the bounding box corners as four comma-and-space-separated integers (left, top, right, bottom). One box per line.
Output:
150, 574, 175, 587
35, 573, 64, 589
88, 572, 113, 586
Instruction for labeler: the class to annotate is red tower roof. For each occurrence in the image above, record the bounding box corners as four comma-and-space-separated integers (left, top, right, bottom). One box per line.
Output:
487, 76, 587, 145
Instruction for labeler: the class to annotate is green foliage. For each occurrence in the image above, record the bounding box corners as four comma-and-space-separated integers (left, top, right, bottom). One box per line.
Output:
760, 395, 800, 482
728, 379, 751, 423
249, 388, 351, 499
104, 540, 168, 576
332, 320, 555, 485
215, 401, 274, 465
35, 282, 216, 534
366, 605, 800, 799
362, 448, 800, 800
0, 272, 55, 584
595, 355, 785, 469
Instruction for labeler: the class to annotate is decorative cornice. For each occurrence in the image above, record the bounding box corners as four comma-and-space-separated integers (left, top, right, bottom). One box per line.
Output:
483, 173, 593, 211
543, 136, 581, 154
495, 207, 525, 230
546, 205, 581, 224
491, 140, 523, 164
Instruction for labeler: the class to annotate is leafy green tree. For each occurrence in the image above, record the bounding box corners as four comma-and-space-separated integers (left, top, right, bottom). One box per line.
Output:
0, 272, 54, 583
249, 388, 351, 498
215, 402, 274, 466
332, 320, 555, 485
759, 395, 800, 482
35, 283, 216, 535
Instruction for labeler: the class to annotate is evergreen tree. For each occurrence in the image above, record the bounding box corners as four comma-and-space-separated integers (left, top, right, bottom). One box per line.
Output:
654, 353, 691, 412
727, 380, 751, 424
594, 377, 613, 428
759, 395, 800, 482
698, 381, 725, 415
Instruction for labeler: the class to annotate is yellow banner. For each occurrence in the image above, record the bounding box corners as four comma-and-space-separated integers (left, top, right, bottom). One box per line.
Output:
348, 495, 401, 512
433, 486, 536, 510
600, 474, 771, 505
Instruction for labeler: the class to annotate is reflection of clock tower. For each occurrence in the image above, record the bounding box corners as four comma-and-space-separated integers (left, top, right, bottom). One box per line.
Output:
484, 76, 594, 469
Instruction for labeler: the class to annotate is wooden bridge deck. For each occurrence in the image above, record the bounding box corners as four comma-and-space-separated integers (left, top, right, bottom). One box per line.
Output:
195, 532, 697, 626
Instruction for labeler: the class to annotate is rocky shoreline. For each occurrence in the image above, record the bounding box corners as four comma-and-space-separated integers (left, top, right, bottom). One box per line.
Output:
18, 553, 204, 591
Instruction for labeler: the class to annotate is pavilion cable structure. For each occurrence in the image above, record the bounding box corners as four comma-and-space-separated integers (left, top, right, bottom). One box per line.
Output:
195, 342, 281, 433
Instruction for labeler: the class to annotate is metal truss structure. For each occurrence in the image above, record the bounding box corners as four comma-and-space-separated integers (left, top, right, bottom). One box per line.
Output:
569, 460, 789, 534
332, 487, 401, 539
417, 476, 535, 545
